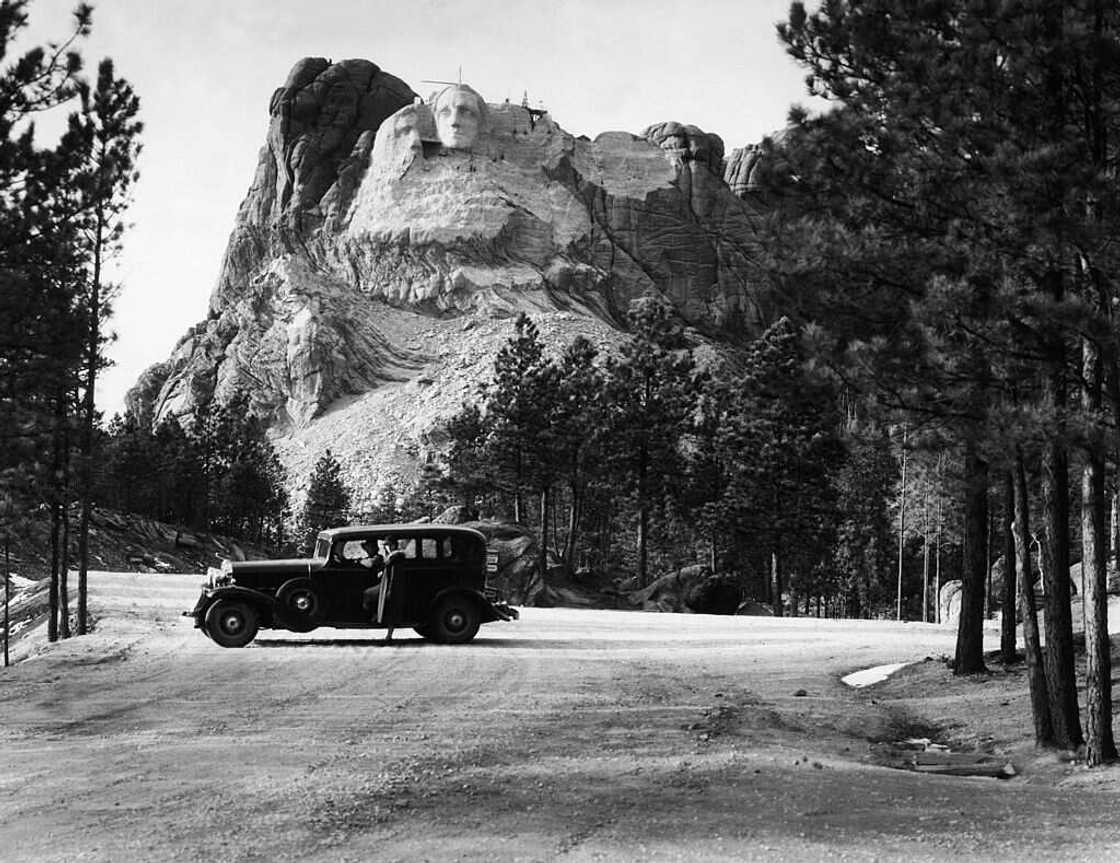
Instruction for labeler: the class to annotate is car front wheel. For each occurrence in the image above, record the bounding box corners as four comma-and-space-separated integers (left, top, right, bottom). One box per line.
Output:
205, 600, 259, 648
429, 595, 480, 644
275, 578, 323, 633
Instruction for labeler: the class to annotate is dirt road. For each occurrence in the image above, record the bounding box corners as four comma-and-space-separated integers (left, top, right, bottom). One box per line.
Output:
2, 572, 1119, 862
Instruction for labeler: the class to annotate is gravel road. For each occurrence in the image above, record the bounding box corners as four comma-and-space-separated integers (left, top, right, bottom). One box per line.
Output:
2, 572, 1119, 862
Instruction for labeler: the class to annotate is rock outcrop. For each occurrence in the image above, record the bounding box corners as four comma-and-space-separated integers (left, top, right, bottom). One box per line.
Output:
623, 564, 743, 614
130, 57, 776, 509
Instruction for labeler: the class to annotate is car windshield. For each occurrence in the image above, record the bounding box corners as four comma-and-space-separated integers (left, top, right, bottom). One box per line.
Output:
313, 536, 331, 559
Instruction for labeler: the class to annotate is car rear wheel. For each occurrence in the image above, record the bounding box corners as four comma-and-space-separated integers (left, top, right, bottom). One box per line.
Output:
275, 578, 323, 633
429, 595, 480, 644
205, 600, 259, 648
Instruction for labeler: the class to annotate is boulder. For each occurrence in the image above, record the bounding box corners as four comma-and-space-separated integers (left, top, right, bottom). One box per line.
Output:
467, 521, 542, 605
624, 564, 742, 614
939, 580, 962, 626
736, 599, 774, 616
683, 573, 742, 615
432, 504, 478, 525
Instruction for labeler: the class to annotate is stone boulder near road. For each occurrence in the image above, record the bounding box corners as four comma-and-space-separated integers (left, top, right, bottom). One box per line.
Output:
625, 564, 742, 614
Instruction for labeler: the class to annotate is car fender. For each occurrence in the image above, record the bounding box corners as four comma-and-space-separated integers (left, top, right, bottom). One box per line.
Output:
430, 587, 517, 623
195, 585, 276, 622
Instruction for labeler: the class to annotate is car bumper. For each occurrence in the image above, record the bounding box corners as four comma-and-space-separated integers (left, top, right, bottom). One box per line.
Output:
182, 590, 213, 627
487, 600, 519, 622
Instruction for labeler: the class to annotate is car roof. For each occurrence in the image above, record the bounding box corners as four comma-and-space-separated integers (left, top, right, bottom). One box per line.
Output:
318, 524, 487, 542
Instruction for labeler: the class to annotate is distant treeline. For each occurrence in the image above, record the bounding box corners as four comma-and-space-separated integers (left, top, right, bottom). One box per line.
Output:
287, 306, 942, 622
91, 395, 289, 546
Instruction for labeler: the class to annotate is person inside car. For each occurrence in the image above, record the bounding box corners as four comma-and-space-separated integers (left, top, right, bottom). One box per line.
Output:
360, 538, 385, 610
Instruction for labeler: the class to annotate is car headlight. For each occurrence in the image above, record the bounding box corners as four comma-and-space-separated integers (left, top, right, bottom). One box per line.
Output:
207, 562, 235, 587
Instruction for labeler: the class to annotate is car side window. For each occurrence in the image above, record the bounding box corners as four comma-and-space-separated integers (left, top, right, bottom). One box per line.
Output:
335, 540, 368, 564
421, 538, 438, 559
399, 538, 417, 560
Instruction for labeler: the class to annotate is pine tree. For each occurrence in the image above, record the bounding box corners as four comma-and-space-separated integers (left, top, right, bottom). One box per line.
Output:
767, 3, 1120, 749
713, 318, 843, 614
484, 313, 553, 523
69, 57, 142, 635
212, 412, 288, 543
601, 300, 696, 587
0, 1, 94, 642
552, 337, 606, 569
297, 450, 351, 553
438, 403, 494, 512
834, 420, 896, 618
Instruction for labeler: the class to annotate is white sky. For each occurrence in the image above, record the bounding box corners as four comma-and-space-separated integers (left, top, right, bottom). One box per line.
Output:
20, 0, 823, 417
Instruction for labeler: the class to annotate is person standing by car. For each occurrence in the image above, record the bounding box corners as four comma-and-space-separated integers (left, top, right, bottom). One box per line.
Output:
360, 539, 387, 619
361, 537, 406, 641
378, 538, 407, 642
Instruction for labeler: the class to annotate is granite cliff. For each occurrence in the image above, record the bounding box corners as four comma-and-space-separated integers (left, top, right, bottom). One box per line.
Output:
128, 58, 775, 510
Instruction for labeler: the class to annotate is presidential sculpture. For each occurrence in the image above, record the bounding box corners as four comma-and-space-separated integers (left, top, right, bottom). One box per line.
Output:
431, 84, 487, 150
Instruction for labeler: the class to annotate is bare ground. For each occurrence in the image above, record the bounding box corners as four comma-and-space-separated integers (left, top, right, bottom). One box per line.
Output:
2, 572, 1120, 862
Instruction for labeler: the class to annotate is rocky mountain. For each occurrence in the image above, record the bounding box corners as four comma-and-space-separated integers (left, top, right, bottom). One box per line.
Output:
127, 58, 775, 511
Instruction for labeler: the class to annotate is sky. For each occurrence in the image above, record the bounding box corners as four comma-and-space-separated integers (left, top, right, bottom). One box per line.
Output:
20, 0, 825, 417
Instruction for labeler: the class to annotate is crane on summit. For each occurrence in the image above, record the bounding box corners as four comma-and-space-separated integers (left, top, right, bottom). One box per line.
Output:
520, 89, 548, 128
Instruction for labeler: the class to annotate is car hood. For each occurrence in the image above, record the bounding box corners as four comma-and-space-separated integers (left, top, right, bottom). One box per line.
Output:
228, 559, 325, 582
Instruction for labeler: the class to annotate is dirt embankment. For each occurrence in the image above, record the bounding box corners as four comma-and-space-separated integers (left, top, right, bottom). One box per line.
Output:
2, 508, 272, 661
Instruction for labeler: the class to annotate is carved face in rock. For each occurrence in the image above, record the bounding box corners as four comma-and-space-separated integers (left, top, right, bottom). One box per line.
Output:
433, 85, 486, 150
369, 103, 434, 174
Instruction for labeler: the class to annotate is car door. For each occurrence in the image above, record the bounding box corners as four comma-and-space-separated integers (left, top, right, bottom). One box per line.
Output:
397, 534, 461, 622
320, 538, 380, 625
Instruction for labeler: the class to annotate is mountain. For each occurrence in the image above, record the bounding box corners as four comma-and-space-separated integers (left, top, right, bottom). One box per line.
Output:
127, 58, 774, 512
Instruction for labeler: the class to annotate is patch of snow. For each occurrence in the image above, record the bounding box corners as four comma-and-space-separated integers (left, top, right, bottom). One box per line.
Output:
841, 661, 909, 688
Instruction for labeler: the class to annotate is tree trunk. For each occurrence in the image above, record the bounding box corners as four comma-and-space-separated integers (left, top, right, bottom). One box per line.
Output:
48, 389, 66, 644
922, 534, 931, 623
935, 474, 943, 624
59, 403, 73, 640
1112, 487, 1120, 562
563, 481, 582, 568
636, 443, 649, 588
1082, 337, 1116, 765
896, 427, 907, 620
985, 506, 994, 619
1035, 259, 1083, 748
48, 500, 60, 643
599, 500, 611, 573
636, 502, 648, 588
76, 211, 104, 637
1040, 436, 1084, 749
3, 536, 10, 668
1014, 449, 1054, 746
1000, 472, 1017, 664
538, 487, 549, 589
59, 494, 71, 640
953, 443, 987, 674
771, 551, 782, 617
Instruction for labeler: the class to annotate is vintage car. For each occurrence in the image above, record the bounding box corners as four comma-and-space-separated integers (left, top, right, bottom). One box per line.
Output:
184, 524, 518, 647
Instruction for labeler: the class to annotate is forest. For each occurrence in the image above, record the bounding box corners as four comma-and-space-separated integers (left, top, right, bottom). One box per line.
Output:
2, 0, 1119, 764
